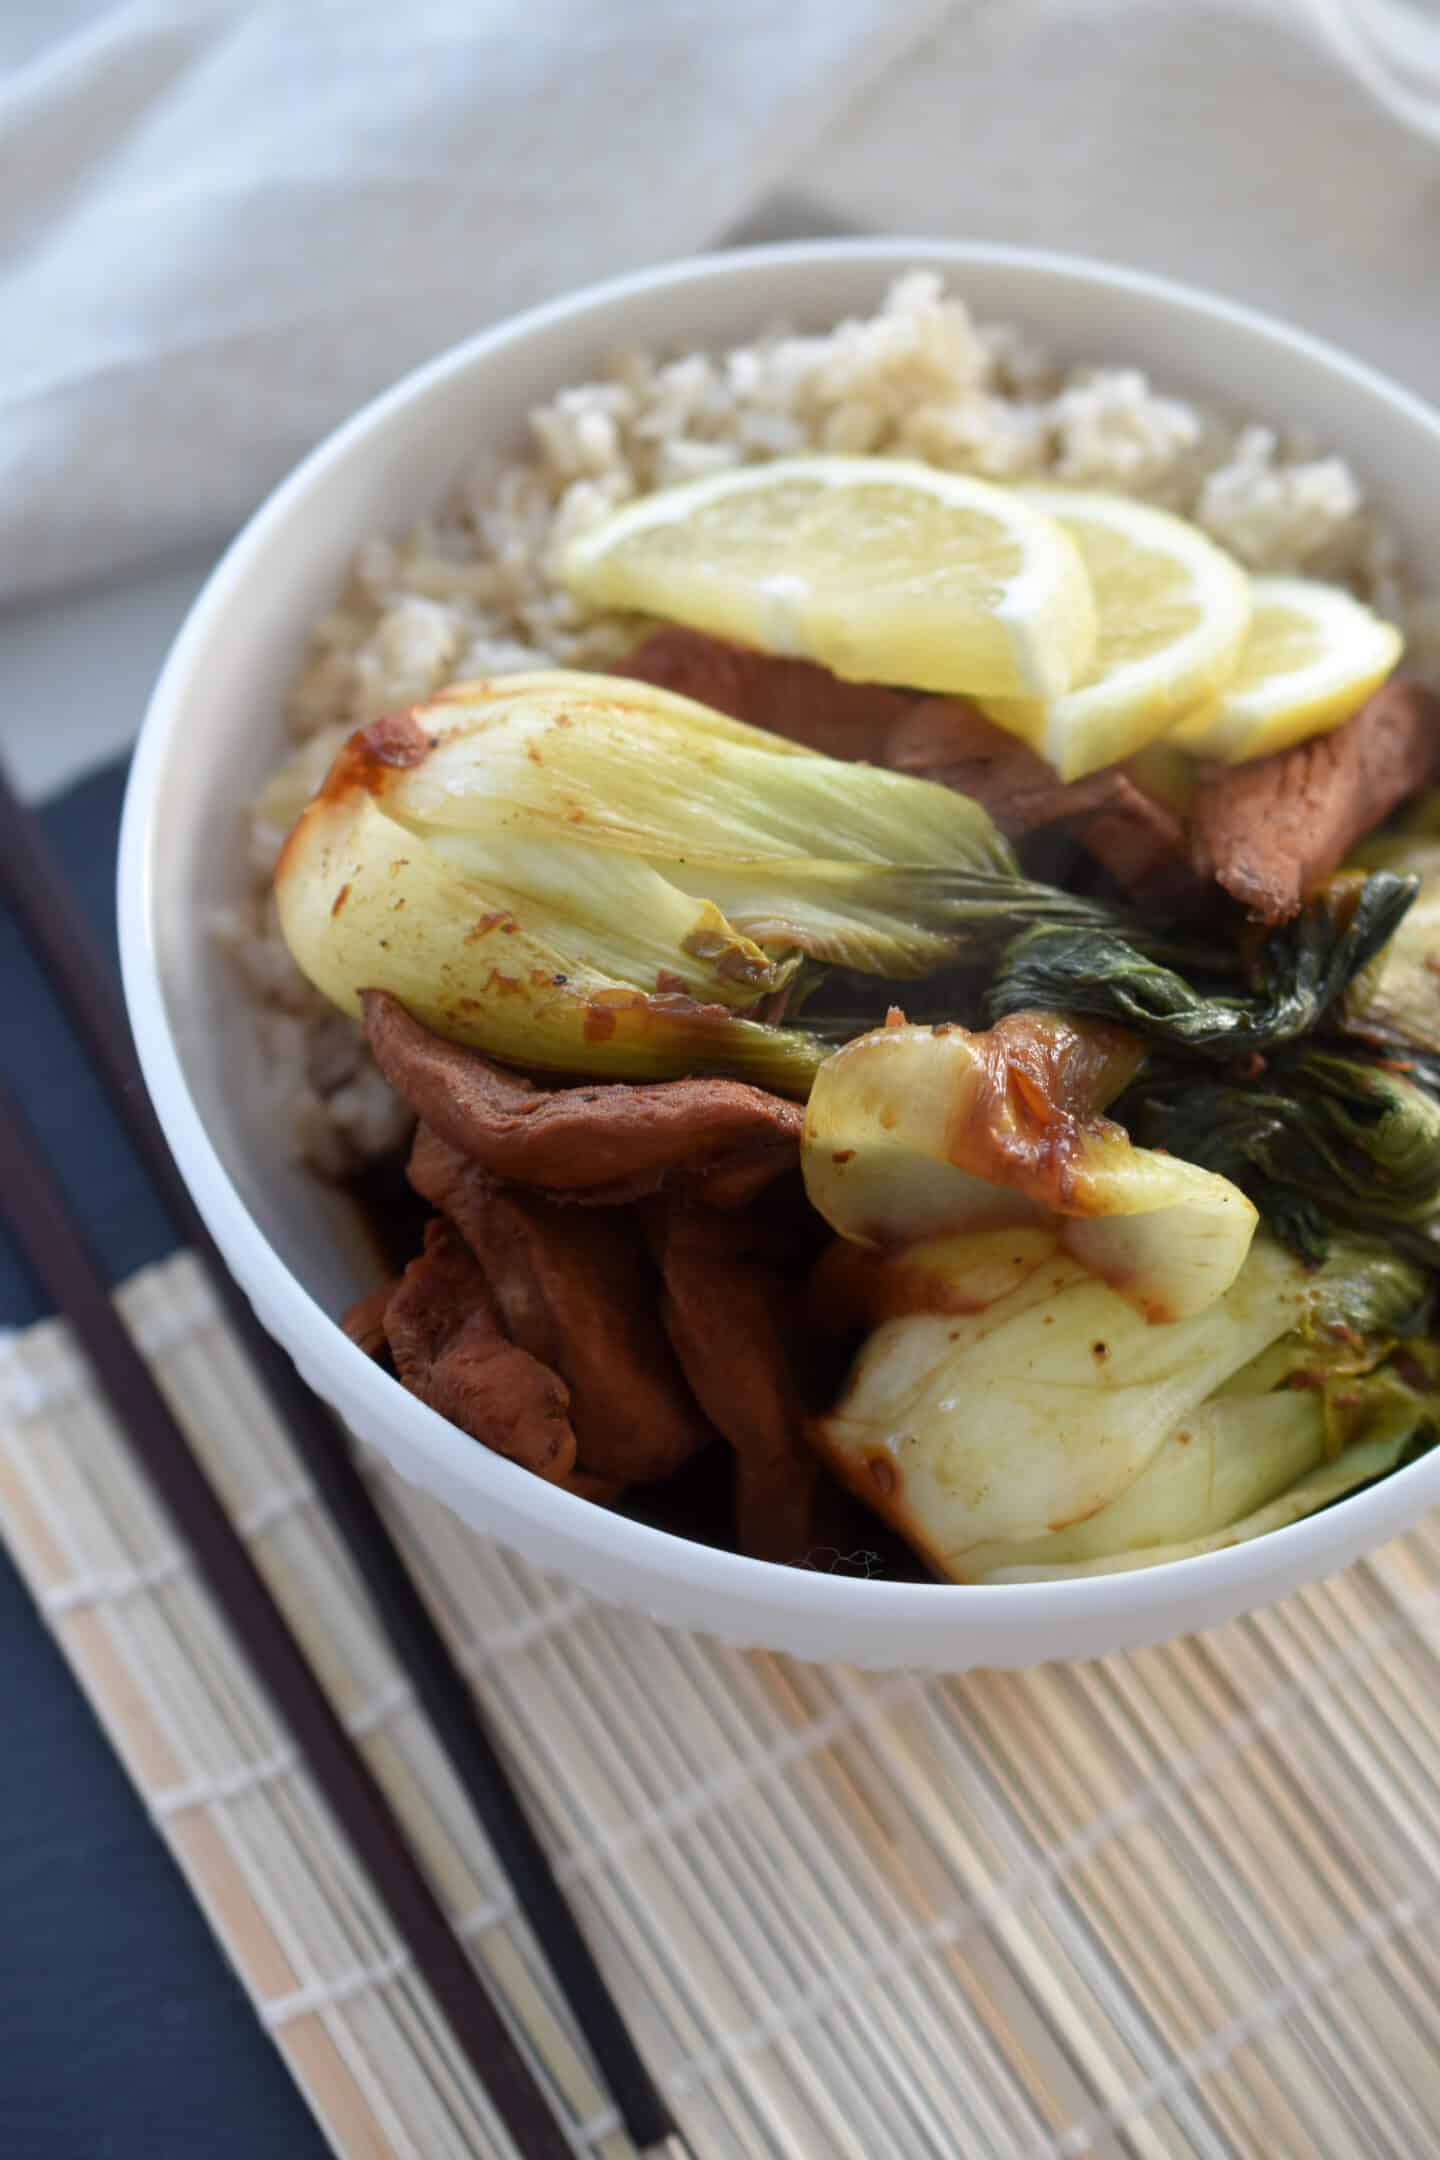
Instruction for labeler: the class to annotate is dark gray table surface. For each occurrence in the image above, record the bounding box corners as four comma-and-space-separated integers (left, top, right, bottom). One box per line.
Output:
0, 763, 324, 2158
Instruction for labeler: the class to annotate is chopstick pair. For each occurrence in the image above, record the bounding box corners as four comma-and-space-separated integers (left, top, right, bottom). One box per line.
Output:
0, 766, 685, 2160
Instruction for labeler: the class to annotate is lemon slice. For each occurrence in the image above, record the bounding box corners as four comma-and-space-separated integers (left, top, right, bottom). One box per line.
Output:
1170, 576, 1402, 763
557, 455, 1098, 701
979, 490, 1252, 782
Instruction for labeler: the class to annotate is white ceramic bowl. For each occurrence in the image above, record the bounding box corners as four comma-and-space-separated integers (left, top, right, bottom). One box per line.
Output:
120, 239, 1440, 1670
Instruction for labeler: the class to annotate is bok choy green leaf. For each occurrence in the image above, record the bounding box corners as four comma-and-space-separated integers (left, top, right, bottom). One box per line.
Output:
983, 872, 1417, 1058
1121, 1048, 1440, 1269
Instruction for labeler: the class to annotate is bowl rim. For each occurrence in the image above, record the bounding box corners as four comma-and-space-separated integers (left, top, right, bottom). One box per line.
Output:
119, 233, 1440, 1630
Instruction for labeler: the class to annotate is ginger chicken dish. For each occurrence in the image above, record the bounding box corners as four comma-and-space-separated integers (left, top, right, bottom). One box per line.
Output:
232, 274, 1440, 1583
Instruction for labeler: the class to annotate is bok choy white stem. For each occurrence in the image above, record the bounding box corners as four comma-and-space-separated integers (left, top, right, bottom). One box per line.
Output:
802, 1013, 1257, 1320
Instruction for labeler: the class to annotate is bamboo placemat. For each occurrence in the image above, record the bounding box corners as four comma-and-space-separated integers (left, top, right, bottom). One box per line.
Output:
5, 1253, 1440, 2158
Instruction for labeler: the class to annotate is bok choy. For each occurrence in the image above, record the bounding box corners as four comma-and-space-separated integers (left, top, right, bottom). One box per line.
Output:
1122, 1048, 1440, 1268
274, 672, 1127, 1091
813, 1236, 1438, 1582
1341, 838, 1440, 1053
982, 872, 1418, 1059
801, 1013, 1256, 1320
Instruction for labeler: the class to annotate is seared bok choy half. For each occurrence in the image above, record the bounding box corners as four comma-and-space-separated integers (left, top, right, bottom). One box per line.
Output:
802, 1018, 1440, 1580
802, 1015, 1258, 1322
812, 1235, 1439, 1582
273, 672, 1121, 1090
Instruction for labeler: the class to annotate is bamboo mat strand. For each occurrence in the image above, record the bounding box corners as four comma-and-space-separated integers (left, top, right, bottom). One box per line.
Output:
4, 1250, 1440, 2159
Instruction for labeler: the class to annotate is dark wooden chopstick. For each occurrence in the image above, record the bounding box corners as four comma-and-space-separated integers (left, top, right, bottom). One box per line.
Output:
0, 766, 682, 2157
0, 1070, 571, 2160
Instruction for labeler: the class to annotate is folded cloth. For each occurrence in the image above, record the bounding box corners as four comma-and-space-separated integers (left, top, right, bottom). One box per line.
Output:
0, 0, 1437, 604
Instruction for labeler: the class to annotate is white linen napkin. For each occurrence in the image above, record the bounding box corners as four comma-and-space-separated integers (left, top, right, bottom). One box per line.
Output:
1, 0, 1437, 605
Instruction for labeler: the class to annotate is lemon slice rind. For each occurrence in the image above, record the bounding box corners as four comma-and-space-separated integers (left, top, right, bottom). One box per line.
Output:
1170, 575, 1402, 764
979, 489, 1253, 782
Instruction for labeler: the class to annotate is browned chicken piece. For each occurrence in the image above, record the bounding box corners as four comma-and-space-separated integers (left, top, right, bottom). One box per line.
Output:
617, 627, 1194, 904
1190, 679, 1440, 924
647, 1185, 823, 1564
383, 1217, 576, 1480
616, 625, 910, 759
884, 699, 1195, 906
410, 1125, 715, 1488
363, 991, 802, 1204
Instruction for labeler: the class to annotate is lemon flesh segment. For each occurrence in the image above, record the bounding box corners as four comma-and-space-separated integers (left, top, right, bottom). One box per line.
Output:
979, 490, 1253, 782
1170, 576, 1403, 764
557, 455, 1098, 701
